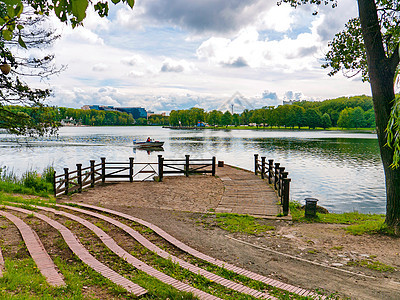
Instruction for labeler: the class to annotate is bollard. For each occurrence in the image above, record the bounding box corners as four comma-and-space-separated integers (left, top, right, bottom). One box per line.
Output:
305, 198, 318, 217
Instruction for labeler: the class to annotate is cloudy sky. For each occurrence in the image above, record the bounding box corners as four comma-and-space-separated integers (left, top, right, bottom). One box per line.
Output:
28, 0, 370, 113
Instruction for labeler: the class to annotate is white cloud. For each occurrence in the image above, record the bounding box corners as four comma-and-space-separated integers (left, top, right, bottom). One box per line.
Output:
160, 58, 195, 73
37, 0, 369, 113
92, 63, 108, 72
256, 5, 294, 32
121, 55, 145, 66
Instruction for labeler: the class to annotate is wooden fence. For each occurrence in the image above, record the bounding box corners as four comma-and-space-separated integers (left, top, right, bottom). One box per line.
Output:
158, 155, 215, 181
54, 155, 216, 197
254, 154, 291, 216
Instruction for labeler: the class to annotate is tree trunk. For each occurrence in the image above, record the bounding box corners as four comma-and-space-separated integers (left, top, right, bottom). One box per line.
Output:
358, 0, 400, 230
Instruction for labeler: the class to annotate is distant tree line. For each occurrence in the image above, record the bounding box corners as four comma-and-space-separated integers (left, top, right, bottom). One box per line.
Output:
136, 114, 169, 126
3, 95, 375, 129
3, 106, 136, 127
169, 95, 375, 129
58, 107, 135, 126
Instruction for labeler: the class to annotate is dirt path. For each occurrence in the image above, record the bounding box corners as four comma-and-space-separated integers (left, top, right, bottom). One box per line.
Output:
58, 174, 400, 300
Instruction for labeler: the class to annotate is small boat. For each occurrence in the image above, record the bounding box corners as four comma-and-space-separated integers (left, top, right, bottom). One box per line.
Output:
133, 140, 164, 148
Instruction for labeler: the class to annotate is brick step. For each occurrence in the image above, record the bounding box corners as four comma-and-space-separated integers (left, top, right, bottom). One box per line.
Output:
9, 204, 220, 300
3, 206, 147, 297
55, 204, 275, 300
0, 210, 65, 287
70, 202, 323, 299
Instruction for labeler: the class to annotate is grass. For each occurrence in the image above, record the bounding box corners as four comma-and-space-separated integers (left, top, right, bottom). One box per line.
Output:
213, 213, 275, 235
0, 166, 54, 198
289, 201, 392, 235
0, 191, 55, 207
347, 258, 395, 272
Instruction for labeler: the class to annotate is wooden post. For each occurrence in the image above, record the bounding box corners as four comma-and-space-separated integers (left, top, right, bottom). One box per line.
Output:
254, 154, 259, 175
77, 164, 82, 193
274, 163, 280, 190
280, 171, 288, 199
101, 157, 106, 183
64, 168, 69, 195
283, 178, 291, 216
278, 167, 285, 196
261, 157, 266, 179
268, 159, 274, 184
212, 156, 216, 176
158, 155, 164, 182
53, 170, 56, 197
129, 157, 134, 182
185, 155, 190, 177
90, 160, 95, 187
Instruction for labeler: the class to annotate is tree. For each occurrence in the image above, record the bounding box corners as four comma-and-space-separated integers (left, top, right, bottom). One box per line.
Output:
321, 113, 332, 129
351, 107, 367, 129
207, 110, 222, 126
304, 108, 321, 129
337, 108, 352, 129
1, 11, 63, 136
0, 0, 135, 136
280, 0, 400, 231
221, 111, 232, 127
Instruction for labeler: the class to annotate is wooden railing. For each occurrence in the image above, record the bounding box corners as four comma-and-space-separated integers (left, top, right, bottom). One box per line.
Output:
54, 155, 216, 197
158, 155, 215, 181
254, 154, 291, 216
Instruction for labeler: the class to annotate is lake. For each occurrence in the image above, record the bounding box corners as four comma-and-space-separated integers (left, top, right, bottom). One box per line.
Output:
0, 126, 385, 214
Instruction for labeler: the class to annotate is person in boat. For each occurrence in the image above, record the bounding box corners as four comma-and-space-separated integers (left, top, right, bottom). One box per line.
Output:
146, 137, 151, 142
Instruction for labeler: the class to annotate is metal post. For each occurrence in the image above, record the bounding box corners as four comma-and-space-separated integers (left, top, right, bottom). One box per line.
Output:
158, 155, 164, 181
274, 163, 280, 190
77, 164, 82, 193
261, 157, 266, 179
212, 156, 216, 176
90, 160, 95, 187
101, 157, 106, 183
64, 168, 69, 195
254, 154, 259, 175
185, 154, 190, 177
283, 178, 291, 216
268, 159, 274, 184
129, 157, 134, 182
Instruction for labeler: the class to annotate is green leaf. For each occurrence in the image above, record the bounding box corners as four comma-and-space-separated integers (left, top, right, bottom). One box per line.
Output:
111, 0, 121, 4
2, 29, 13, 41
17, 24, 23, 30
125, 0, 134, 8
14, 3, 23, 16
7, 5, 15, 18
71, 0, 88, 22
18, 35, 27, 48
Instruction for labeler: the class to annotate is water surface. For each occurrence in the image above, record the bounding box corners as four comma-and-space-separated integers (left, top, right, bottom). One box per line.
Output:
0, 127, 385, 214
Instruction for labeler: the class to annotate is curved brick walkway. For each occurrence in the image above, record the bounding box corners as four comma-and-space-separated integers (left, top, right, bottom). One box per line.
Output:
56, 204, 275, 300
70, 202, 323, 299
4, 206, 147, 297
0, 210, 65, 287
28, 204, 221, 300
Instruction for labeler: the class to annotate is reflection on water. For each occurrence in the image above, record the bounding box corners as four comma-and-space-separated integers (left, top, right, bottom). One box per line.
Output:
0, 127, 385, 214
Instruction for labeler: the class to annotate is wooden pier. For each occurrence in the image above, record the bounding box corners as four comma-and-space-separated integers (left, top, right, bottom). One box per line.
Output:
215, 165, 282, 217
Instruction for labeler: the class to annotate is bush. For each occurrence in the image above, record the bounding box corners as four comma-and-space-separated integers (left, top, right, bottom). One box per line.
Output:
0, 166, 54, 197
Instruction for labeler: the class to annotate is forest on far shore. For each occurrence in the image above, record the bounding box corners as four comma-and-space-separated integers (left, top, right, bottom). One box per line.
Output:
165, 95, 375, 129
3, 95, 376, 129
